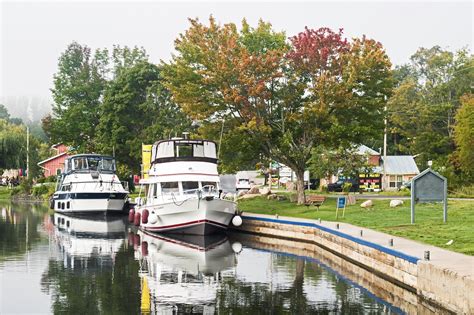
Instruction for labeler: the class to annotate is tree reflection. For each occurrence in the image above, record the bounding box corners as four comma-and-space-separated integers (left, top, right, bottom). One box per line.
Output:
0, 201, 48, 261
215, 254, 385, 314
41, 242, 141, 314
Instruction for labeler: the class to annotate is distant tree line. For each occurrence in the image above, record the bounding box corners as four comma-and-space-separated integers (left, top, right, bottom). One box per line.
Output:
44, 17, 473, 201
0, 104, 48, 178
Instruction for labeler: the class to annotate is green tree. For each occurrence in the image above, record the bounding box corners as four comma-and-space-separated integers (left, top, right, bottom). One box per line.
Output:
0, 104, 10, 120
47, 42, 149, 152
309, 147, 368, 183
453, 94, 474, 180
97, 62, 192, 174
387, 47, 473, 172
163, 18, 392, 204
49, 42, 108, 151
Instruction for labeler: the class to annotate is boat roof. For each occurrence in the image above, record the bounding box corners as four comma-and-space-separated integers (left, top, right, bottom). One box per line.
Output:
67, 154, 115, 159
153, 139, 217, 146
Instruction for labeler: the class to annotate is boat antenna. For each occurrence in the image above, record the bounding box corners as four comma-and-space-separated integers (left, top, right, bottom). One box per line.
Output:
217, 119, 225, 159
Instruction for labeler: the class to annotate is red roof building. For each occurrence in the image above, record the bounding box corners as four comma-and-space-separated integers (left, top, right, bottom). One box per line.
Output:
37, 144, 70, 177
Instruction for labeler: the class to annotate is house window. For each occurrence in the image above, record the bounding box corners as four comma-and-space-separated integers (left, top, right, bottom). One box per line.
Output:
56, 168, 62, 175
389, 175, 403, 188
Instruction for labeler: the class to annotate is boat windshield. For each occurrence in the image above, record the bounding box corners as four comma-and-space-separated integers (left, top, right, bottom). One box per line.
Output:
70, 156, 116, 173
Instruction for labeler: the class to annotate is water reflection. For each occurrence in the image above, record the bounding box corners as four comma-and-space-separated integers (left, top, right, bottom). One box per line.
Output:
41, 213, 141, 314
134, 231, 237, 313
0, 201, 447, 314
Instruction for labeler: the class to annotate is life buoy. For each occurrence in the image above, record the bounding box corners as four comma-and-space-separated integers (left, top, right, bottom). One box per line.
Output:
142, 241, 148, 256
133, 234, 141, 250
128, 209, 135, 223
142, 209, 149, 224
134, 212, 141, 226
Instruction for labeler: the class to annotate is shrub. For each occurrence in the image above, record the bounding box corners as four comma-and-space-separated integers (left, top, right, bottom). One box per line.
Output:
32, 184, 49, 197
45, 175, 57, 183
342, 182, 352, 193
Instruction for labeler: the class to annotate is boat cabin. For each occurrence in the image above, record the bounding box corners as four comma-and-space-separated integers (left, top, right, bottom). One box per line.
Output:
151, 139, 218, 164
64, 154, 117, 174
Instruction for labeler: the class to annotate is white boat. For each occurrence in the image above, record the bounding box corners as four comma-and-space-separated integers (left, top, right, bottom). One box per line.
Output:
133, 230, 239, 314
132, 139, 242, 235
51, 154, 129, 213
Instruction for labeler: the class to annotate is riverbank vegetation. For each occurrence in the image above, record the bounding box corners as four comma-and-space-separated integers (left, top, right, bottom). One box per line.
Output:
1, 17, 472, 202
238, 196, 474, 255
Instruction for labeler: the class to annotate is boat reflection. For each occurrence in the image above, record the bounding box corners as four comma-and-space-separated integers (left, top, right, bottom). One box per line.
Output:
53, 213, 127, 268
133, 230, 239, 313
44, 213, 141, 313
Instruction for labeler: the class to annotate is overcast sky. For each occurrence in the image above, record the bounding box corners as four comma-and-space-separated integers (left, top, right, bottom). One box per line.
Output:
0, 0, 472, 118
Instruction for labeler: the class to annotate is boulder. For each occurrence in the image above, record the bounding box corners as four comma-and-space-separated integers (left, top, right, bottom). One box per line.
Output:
260, 187, 271, 195
267, 193, 278, 200
248, 186, 260, 194
360, 200, 373, 208
237, 190, 247, 197
390, 199, 404, 207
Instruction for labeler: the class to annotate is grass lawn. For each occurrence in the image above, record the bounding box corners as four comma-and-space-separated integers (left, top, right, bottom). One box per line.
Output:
238, 196, 474, 255
0, 186, 10, 199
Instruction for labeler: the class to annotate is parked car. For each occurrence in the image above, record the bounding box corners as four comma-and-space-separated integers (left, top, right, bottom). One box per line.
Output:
327, 179, 359, 192
236, 178, 251, 191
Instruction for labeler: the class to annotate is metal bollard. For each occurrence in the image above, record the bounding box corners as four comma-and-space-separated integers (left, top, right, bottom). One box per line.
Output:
389, 239, 393, 246
424, 251, 430, 261
360, 230, 363, 237
336, 223, 339, 229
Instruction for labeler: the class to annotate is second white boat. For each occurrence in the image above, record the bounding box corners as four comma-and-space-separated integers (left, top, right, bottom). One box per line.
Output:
131, 138, 242, 235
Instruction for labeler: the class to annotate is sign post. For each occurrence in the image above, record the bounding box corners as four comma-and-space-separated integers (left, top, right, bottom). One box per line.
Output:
410, 168, 448, 224
336, 196, 347, 219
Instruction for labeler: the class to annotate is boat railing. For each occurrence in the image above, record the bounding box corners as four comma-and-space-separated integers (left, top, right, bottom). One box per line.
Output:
61, 180, 126, 192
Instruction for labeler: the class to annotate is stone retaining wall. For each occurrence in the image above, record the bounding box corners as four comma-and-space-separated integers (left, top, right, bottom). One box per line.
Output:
233, 215, 471, 314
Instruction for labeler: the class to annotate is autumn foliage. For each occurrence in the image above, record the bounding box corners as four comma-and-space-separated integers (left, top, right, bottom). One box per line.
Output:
163, 17, 393, 204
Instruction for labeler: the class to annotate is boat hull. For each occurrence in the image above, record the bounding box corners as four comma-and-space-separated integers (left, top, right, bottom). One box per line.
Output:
137, 198, 237, 235
53, 192, 128, 214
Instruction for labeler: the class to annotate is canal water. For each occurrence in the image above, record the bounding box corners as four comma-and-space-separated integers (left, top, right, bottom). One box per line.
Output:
0, 201, 441, 314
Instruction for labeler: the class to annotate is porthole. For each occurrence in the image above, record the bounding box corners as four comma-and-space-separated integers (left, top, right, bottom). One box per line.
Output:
67, 202, 70, 209
66, 221, 70, 228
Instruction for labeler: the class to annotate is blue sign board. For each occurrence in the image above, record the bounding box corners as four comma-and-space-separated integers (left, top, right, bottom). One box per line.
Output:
337, 197, 346, 209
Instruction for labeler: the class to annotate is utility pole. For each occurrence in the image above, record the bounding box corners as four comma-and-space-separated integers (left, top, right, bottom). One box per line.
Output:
383, 106, 387, 191
26, 126, 29, 180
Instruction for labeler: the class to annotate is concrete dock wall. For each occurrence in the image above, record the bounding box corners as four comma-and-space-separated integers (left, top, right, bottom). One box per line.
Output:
233, 214, 473, 314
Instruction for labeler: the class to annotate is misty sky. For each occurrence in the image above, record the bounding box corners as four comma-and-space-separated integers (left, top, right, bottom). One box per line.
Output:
0, 0, 472, 120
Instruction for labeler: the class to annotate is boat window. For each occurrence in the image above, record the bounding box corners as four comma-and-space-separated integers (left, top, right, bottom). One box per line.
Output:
99, 158, 115, 172
66, 159, 72, 172
61, 184, 70, 192
193, 144, 204, 157
73, 157, 88, 170
87, 157, 100, 171
161, 182, 179, 194
156, 142, 174, 158
182, 181, 199, 194
203, 142, 217, 158
176, 144, 193, 157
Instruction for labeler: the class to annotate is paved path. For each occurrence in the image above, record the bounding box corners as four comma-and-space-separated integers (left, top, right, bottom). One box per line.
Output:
242, 212, 474, 278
